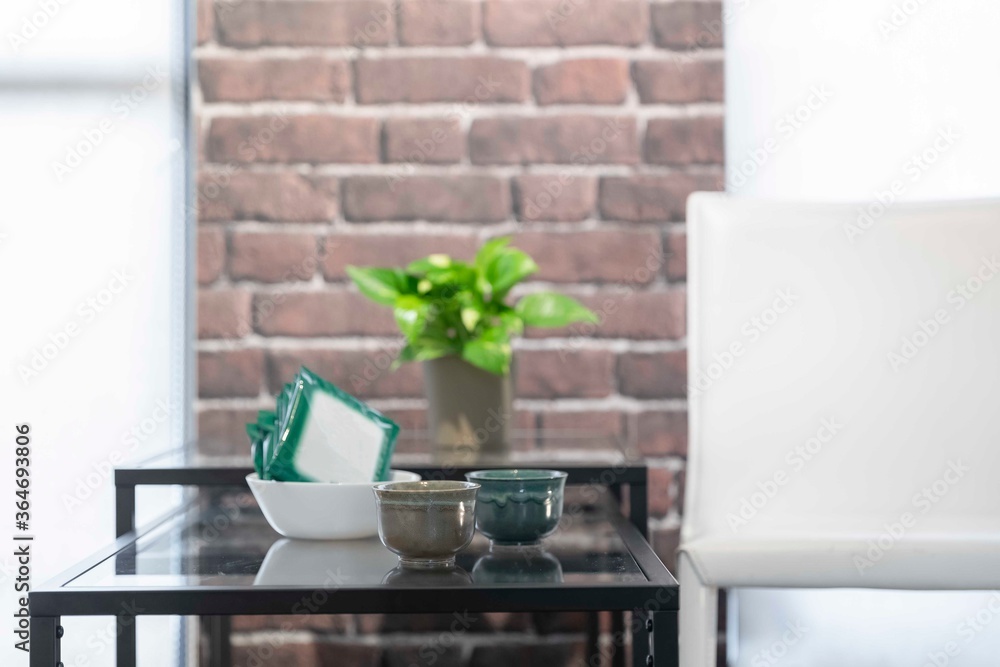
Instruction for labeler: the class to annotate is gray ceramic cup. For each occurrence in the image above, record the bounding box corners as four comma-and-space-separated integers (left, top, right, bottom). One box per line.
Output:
465, 469, 567, 545
373, 480, 479, 568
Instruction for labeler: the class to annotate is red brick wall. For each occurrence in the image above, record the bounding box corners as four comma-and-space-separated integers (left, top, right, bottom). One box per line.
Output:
194, 0, 722, 662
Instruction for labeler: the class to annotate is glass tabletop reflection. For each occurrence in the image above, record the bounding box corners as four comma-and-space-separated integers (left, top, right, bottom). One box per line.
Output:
70, 487, 647, 590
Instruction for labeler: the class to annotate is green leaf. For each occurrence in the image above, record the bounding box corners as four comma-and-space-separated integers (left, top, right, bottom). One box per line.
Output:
407, 254, 452, 273
460, 307, 481, 332
347, 266, 410, 306
485, 248, 538, 298
475, 237, 511, 271
394, 341, 453, 369
496, 309, 524, 337
461, 335, 511, 375
515, 292, 599, 328
394, 296, 427, 340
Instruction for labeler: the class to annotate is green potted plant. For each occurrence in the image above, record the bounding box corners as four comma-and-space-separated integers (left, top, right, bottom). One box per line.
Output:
348, 237, 597, 455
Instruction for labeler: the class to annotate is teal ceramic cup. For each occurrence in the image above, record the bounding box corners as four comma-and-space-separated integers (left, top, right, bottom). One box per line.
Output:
465, 469, 567, 545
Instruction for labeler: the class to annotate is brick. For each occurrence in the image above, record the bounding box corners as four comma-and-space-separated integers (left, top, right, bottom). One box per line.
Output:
355, 57, 528, 104
649, 466, 671, 518
387, 409, 536, 452
253, 291, 396, 337
651, 2, 723, 49
231, 614, 351, 632
217, 0, 394, 47
207, 116, 379, 164
665, 232, 686, 281
619, 350, 686, 399
315, 643, 381, 667
343, 175, 509, 222
197, 0, 214, 44
382, 612, 493, 634
652, 525, 681, 572
198, 408, 259, 456
634, 59, 724, 104
533, 59, 629, 105
323, 234, 478, 280
483, 0, 647, 46
514, 174, 597, 222
384, 118, 465, 164
599, 174, 720, 222
482, 612, 534, 632
198, 349, 264, 398
229, 232, 317, 283
399, 0, 479, 46
469, 640, 587, 667
538, 411, 624, 443
198, 290, 252, 339
644, 116, 725, 166
232, 642, 381, 667
198, 57, 350, 103
197, 227, 225, 285
510, 230, 660, 283
197, 172, 338, 223
384, 646, 464, 667
470, 116, 638, 165
534, 611, 588, 633
514, 350, 614, 399
636, 410, 687, 456
267, 348, 424, 399
526, 290, 685, 340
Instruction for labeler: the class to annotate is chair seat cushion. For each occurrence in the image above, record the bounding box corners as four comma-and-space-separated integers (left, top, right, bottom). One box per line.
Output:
682, 535, 1000, 589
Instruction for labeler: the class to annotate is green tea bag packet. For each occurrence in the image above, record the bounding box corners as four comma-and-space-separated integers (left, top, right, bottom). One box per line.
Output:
256, 410, 277, 480
268, 367, 399, 483
247, 423, 264, 477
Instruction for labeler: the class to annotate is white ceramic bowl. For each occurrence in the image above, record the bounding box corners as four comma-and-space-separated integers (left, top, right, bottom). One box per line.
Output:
247, 470, 421, 540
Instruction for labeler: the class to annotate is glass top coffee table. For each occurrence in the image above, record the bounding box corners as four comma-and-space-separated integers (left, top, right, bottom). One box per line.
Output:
30, 434, 678, 667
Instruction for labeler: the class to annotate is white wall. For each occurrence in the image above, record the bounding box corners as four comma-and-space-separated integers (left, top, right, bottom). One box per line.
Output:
725, 0, 1000, 202
0, 0, 189, 664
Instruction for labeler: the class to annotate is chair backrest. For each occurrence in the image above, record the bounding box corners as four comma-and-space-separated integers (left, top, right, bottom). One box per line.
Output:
683, 194, 1000, 543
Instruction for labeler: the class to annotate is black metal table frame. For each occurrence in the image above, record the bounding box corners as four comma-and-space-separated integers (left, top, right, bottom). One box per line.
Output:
31, 463, 677, 667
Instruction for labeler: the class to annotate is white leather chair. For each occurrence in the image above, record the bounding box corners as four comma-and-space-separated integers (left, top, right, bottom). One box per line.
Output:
681, 193, 1000, 665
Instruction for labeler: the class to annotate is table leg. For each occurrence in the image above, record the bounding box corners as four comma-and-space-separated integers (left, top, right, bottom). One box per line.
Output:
586, 612, 600, 666
612, 612, 625, 667
633, 610, 650, 667
206, 616, 232, 667
649, 610, 679, 667
116, 484, 136, 538
628, 481, 649, 539
29, 616, 60, 667
117, 608, 136, 667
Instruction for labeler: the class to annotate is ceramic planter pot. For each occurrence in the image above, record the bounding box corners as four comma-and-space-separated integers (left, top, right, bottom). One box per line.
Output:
423, 356, 513, 457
